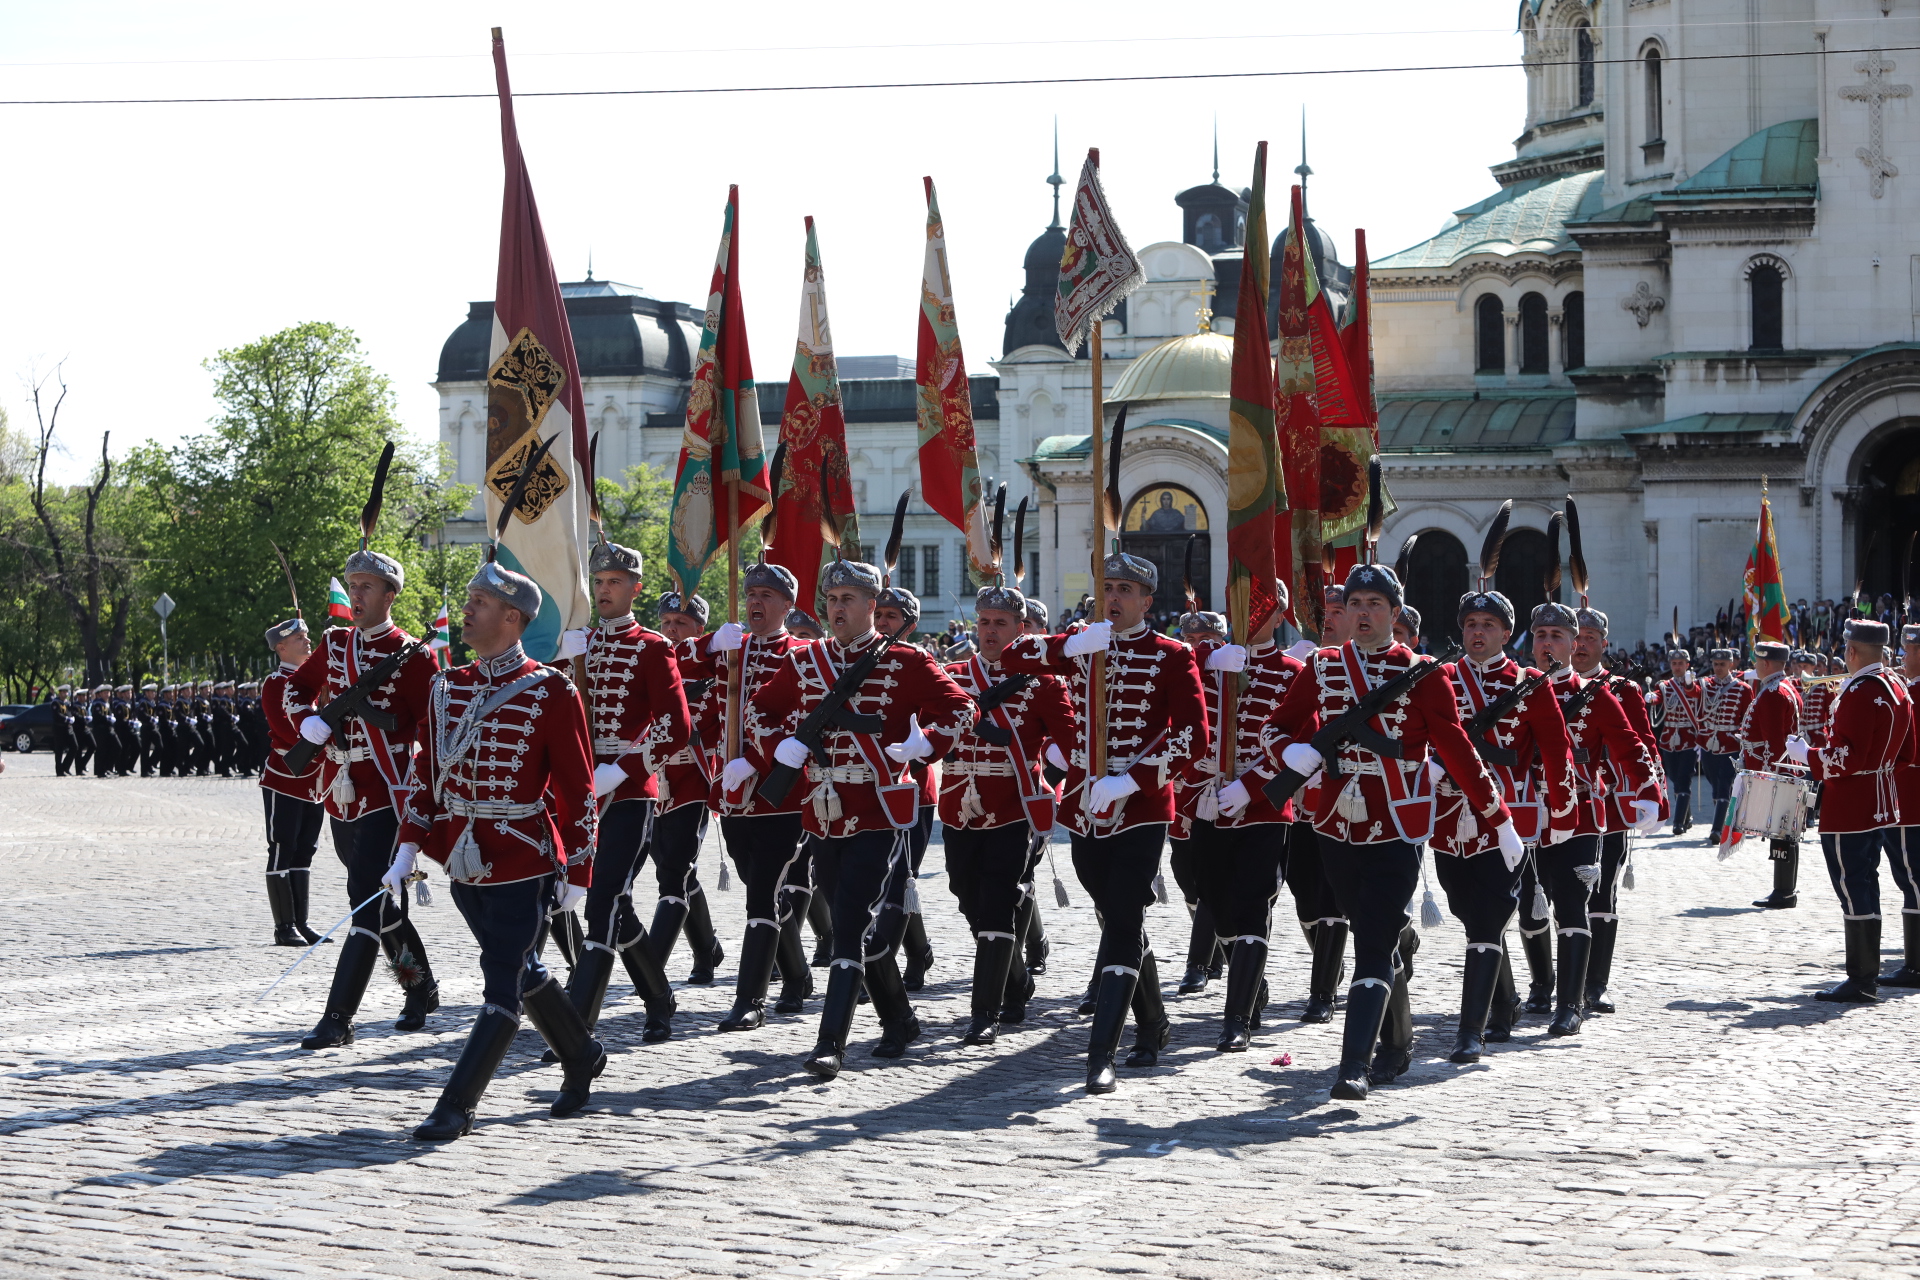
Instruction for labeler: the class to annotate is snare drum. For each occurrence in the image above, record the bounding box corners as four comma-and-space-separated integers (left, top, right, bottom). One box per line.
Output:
1726, 768, 1811, 840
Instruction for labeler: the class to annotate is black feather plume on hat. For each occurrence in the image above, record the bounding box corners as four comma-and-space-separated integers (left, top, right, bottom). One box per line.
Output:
1394, 532, 1418, 587
1365, 455, 1384, 562
1182, 535, 1199, 613
1565, 495, 1589, 606
491, 433, 558, 564
360, 441, 394, 551
1104, 405, 1128, 537
989, 483, 1007, 583
1012, 496, 1029, 587
883, 489, 909, 585
1545, 510, 1564, 599
1479, 500, 1512, 589
759, 440, 787, 556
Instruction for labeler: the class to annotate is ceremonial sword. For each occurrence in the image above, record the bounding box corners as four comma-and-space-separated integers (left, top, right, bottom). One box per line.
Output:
254, 870, 426, 1003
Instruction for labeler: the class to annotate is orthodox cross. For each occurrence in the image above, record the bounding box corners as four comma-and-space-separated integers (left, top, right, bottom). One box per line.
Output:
1191, 276, 1217, 333
1841, 49, 1912, 198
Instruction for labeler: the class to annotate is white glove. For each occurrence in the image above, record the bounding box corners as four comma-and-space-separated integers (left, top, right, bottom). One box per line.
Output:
721, 756, 756, 791
592, 762, 628, 796
383, 843, 419, 902
1633, 799, 1661, 835
1427, 759, 1445, 785
1088, 772, 1139, 813
1206, 644, 1248, 673
885, 714, 934, 763
1574, 862, 1601, 889
299, 717, 333, 745
1495, 820, 1525, 872
555, 882, 588, 914
1216, 778, 1252, 816
1285, 639, 1318, 661
1062, 620, 1113, 658
1785, 735, 1810, 765
556, 628, 591, 659
1045, 743, 1069, 772
774, 737, 811, 769
1281, 743, 1324, 777
707, 621, 745, 653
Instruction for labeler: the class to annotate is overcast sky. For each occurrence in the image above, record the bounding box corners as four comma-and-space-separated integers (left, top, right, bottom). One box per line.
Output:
2, 1, 1522, 482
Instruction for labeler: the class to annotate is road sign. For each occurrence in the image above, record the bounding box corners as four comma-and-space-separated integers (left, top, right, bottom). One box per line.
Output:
154, 593, 176, 621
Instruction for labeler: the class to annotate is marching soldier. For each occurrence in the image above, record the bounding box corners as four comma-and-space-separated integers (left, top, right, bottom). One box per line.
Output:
1017, 596, 1055, 980
1169, 606, 1229, 997
1797, 650, 1835, 749
137, 684, 161, 777
1186, 580, 1304, 1053
550, 540, 691, 1046
785, 610, 824, 643
1699, 649, 1753, 843
50, 686, 76, 777
396, 561, 603, 1140
88, 686, 113, 777
940, 574, 1074, 1045
1785, 618, 1915, 1003
1289, 584, 1353, 1025
287, 546, 443, 1049
729, 557, 975, 1078
1001, 551, 1208, 1094
1651, 646, 1703, 835
1740, 640, 1804, 909
239, 683, 269, 775
1262, 563, 1516, 1100
1433, 587, 1576, 1064
1883, 624, 1920, 986
261, 618, 327, 947
646, 590, 725, 984
874, 582, 938, 993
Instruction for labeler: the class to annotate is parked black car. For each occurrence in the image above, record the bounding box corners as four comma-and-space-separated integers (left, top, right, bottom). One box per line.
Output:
1, 704, 60, 753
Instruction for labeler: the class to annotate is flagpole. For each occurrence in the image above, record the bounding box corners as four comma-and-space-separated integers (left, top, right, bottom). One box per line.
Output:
1088, 325, 1108, 785
725, 465, 743, 765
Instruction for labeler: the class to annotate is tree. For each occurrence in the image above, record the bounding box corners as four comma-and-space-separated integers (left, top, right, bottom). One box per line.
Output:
596, 462, 760, 630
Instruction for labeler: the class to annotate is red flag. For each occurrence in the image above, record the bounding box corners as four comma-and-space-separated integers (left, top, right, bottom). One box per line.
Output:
916, 178, 992, 582
1275, 185, 1325, 631
1745, 481, 1789, 644
1226, 141, 1284, 641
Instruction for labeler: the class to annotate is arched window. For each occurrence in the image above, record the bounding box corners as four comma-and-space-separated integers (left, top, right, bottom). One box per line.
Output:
1644, 49, 1664, 140
1576, 24, 1596, 107
1403, 530, 1471, 647
1750, 263, 1784, 351
1475, 295, 1505, 373
1496, 526, 1557, 627
1519, 292, 1550, 374
1564, 292, 1586, 371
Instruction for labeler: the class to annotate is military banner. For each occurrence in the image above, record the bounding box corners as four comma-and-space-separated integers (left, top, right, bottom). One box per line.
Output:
1054, 147, 1144, 356
484, 27, 593, 661
1319, 227, 1380, 558
1275, 184, 1325, 629
1226, 141, 1285, 640
916, 177, 992, 583
1745, 478, 1788, 644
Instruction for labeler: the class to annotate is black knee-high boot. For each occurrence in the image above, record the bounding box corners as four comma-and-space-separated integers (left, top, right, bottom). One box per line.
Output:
808, 892, 835, 967
1369, 966, 1413, 1084
774, 911, 814, 1013
617, 939, 677, 1042
865, 951, 921, 1058
1023, 896, 1050, 973
383, 921, 439, 1032
684, 890, 723, 983
521, 976, 607, 1118
266, 875, 301, 947
562, 945, 617, 1030
1521, 929, 1555, 1013
965, 935, 1017, 1045
1330, 978, 1393, 1101
301, 930, 380, 1049
1817, 917, 1883, 1003
1548, 932, 1591, 1036
646, 897, 689, 969
1709, 799, 1729, 842
1179, 901, 1220, 993
548, 910, 584, 972
1217, 938, 1266, 1052
287, 868, 326, 946
1883, 914, 1920, 986
1084, 967, 1138, 1094
719, 924, 778, 1030
1125, 951, 1170, 1067
901, 911, 933, 991
804, 964, 864, 1079
1754, 840, 1799, 909
1451, 946, 1503, 1063
413, 1008, 521, 1141
1485, 944, 1519, 1043
1586, 917, 1619, 1013
1303, 920, 1348, 1023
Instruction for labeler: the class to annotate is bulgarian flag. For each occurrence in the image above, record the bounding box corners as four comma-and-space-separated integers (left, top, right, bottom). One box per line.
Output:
484, 28, 594, 662
1276, 185, 1326, 634
428, 601, 451, 648
1225, 141, 1285, 642
916, 178, 992, 584
667, 185, 771, 598
1745, 480, 1789, 644
326, 577, 351, 623
771, 217, 858, 615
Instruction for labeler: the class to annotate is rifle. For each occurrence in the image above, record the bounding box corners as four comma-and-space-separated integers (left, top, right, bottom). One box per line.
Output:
755, 622, 914, 807
283, 639, 429, 774
1463, 663, 1563, 766
968, 673, 1034, 746
1261, 643, 1463, 810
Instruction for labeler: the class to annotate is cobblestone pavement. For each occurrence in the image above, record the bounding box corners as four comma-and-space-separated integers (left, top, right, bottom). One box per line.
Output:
3, 751, 1920, 1279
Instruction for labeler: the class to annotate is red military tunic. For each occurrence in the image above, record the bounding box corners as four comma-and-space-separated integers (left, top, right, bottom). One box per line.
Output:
1896, 671, 1920, 825
1587, 666, 1669, 823
581, 614, 692, 807
259, 663, 322, 803
1810, 663, 1914, 833
1000, 621, 1210, 834
938, 654, 1076, 830
1738, 672, 1804, 772
1182, 639, 1305, 828
286, 621, 438, 821
399, 647, 596, 887
1698, 674, 1753, 756
679, 629, 807, 816
1650, 673, 1703, 753
1433, 654, 1576, 855
1551, 671, 1657, 836
1799, 677, 1834, 748
742, 629, 976, 838
659, 663, 716, 815
1259, 641, 1509, 846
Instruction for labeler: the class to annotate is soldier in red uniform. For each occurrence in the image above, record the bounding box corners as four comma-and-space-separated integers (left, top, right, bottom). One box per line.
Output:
1262, 564, 1515, 1100
287, 549, 443, 1050
1531, 603, 1659, 1035
1169, 607, 1230, 997
1786, 618, 1915, 1002
1699, 649, 1754, 843
1189, 579, 1304, 1053
1432, 589, 1575, 1063
1649, 647, 1703, 835
646, 590, 725, 983
394, 562, 601, 1140
1288, 585, 1351, 1024
1017, 596, 1056, 980
1001, 551, 1209, 1094
875, 585, 938, 993
260, 616, 326, 947
680, 561, 815, 1030
1879, 625, 1920, 986
940, 578, 1075, 1045
731, 558, 975, 1079
1796, 650, 1835, 748
1740, 640, 1806, 909
548, 540, 692, 1044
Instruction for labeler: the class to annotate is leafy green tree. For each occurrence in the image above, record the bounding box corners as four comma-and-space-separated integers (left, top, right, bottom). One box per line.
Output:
595, 462, 760, 630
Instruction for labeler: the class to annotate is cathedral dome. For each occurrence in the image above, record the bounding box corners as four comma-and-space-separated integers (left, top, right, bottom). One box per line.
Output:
1004, 223, 1070, 356
1107, 330, 1233, 403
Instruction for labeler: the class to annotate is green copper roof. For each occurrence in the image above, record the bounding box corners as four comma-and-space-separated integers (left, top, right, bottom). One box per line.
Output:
1373, 171, 1605, 271
1620, 412, 1794, 437
1377, 392, 1575, 452
1674, 119, 1818, 193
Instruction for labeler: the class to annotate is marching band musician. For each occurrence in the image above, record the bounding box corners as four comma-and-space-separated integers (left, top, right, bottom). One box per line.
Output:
1874, 624, 1920, 986
1261, 564, 1516, 1100
939, 576, 1075, 1046
394, 562, 603, 1141
1785, 619, 1916, 1003
1699, 649, 1754, 844
1740, 640, 1805, 910
1651, 647, 1703, 836
646, 591, 726, 984
730, 558, 975, 1079
1000, 551, 1209, 1094
1432, 589, 1576, 1064
1184, 579, 1304, 1053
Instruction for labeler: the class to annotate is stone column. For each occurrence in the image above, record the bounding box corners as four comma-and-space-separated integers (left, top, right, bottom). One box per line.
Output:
1504, 310, 1521, 382
1548, 308, 1566, 380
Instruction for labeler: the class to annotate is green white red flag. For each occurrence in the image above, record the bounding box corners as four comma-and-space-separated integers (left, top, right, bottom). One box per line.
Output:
667, 185, 772, 598
771, 217, 860, 614
326, 577, 351, 623
1275, 184, 1326, 633
1054, 148, 1143, 355
1319, 229, 1381, 563
1745, 481, 1789, 644
916, 178, 993, 583
484, 28, 594, 661
1225, 141, 1285, 640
